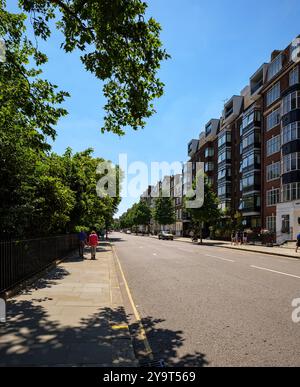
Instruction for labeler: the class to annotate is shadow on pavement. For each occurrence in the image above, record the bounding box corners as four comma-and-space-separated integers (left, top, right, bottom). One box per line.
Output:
20, 266, 70, 295
0, 302, 133, 367
0, 300, 209, 367
0, 242, 209, 367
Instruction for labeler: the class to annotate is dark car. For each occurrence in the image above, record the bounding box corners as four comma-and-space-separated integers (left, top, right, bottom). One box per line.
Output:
158, 231, 174, 240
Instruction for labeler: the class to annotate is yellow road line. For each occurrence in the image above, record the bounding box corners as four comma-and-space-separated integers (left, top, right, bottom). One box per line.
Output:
111, 325, 129, 330
111, 244, 153, 359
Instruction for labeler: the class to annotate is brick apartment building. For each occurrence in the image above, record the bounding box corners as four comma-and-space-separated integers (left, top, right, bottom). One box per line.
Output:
186, 36, 300, 243
140, 36, 300, 243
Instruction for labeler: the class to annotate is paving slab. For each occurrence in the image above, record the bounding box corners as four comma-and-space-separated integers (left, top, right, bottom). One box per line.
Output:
0, 243, 138, 367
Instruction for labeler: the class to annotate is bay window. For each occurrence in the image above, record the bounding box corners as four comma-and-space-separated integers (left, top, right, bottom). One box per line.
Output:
282, 122, 300, 144
282, 152, 300, 173
282, 91, 300, 115
282, 182, 300, 202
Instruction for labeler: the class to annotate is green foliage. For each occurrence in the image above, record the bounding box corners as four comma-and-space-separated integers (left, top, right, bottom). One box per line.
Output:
0, 144, 122, 237
134, 200, 152, 226
0, 2, 69, 143
186, 175, 222, 242
0, 4, 123, 238
120, 199, 152, 232
120, 207, 135, 230
153, 196, 175, 227
0, 1, 71, 237
17, 0, 169, 135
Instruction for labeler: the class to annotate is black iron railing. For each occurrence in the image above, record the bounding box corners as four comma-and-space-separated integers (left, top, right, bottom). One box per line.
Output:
0, 234, 78, 294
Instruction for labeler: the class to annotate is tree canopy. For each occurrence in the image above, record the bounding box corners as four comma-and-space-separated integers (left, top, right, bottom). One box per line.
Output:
153, 196, 175, 227
0, 2, 122, 238
8, 0, 169, 135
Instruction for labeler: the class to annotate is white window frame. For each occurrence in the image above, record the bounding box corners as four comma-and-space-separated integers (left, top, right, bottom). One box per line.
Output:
282, 182, 300, 202
282, 91, 300, 115
267, 135, 281, 156
266, 82, 280, 107
282, 122, 300, 145
282, 152, 300, 173
267, 54, 282, 81
267, 188, 280, 206
266, 108, 280, 131
289, 66, 299, 86
266, 162, 281, 182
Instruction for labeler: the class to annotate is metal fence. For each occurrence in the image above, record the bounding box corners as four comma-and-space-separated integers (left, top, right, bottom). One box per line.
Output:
0, 234, 78, 294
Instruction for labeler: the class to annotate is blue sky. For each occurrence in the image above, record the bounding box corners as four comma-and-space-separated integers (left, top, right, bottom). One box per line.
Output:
9, 0, 300, 215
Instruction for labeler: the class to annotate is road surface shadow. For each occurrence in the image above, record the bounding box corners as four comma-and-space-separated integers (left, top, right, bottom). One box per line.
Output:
130, 317, 208, 367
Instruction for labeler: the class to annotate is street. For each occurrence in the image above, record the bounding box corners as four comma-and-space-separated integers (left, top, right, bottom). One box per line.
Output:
111, 232, 300, 367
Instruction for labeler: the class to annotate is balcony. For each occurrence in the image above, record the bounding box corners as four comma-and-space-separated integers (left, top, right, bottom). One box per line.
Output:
251, 80, 263, 94
249, 64, 268, 99
242, 185, 261, 194
222, 95, 244, 125
242, 110, 262, 135
188, 139, 199, 158
218, 183, 232, 199
240, 195, 261, 215
218, 148, 232, 166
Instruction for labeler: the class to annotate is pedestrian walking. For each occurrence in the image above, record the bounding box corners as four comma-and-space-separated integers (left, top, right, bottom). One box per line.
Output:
296, 233, 300, 253
231, 232, 235, 245
89, 230, 99, 260
235, 231, 239, 246
78, 230, 87, 258
243, 232, 248, 245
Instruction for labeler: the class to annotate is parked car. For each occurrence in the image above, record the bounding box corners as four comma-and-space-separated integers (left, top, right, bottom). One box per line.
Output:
158, 231, 174, 240
126, 230, 132, 234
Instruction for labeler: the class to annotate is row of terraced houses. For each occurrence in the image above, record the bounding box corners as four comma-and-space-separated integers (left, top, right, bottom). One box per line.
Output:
141, 36, 300, 244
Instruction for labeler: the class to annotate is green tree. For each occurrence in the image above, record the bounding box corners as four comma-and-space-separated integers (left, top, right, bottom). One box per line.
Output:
120, 208, 134, 230
135, 200, 152, 233
15, 0, 169, 135
0, 3, 69, 237
153, 196, 175, 230
0, 2, 123, 238
57, 148, 121, 235
186, 175, 222, 244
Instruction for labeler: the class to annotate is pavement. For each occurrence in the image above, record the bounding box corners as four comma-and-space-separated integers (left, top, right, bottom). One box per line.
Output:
172, 237, 300, 258
0, 243, 138, 367
111, 232, 300, 367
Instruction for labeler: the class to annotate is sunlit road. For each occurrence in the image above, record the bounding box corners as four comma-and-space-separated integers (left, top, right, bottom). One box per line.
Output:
111, 232, 300, 367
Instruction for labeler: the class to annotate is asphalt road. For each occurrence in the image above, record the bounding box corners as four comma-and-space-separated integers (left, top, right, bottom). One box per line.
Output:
111, 232, 300, 367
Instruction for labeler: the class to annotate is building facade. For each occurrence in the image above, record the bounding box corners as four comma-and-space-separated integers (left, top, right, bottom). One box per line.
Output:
139, 36, 300, 243
186, 36, 300, 243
